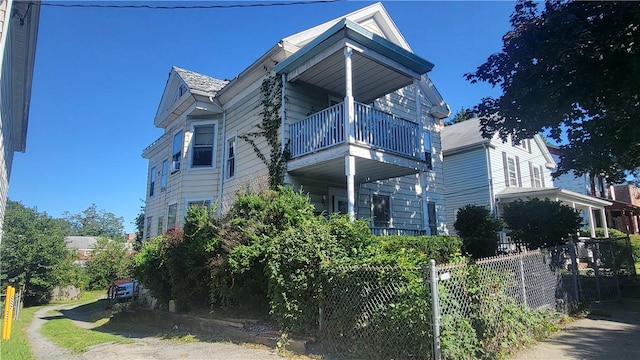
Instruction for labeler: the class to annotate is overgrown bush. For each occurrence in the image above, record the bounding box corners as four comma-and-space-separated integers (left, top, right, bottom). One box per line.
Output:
579, 227, 626, 238
631, 235, 640, 263
454, 205, 502, 258
503, 198, 582, 249
366, 235, 463, 266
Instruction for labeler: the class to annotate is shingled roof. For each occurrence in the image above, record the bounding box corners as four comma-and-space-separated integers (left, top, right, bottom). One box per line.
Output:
173, 66, 228, 95
441, 118, 489, 154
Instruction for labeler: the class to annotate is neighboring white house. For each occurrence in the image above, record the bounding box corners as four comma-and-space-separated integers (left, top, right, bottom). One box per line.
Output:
0, 0, 40, 242
142, 2, 451, 239
442, 118, 611, 244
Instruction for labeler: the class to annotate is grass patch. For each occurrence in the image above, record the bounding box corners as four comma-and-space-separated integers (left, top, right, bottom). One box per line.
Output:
41, 309, 133, 353
0, 305, 40, 360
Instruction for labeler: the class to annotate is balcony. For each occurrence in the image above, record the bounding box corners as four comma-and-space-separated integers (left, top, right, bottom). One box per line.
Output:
289, 101, 421, 159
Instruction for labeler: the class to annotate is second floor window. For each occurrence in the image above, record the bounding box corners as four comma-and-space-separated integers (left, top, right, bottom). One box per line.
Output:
172, 131, 183, 172
149, 166, 156, 196
507, 156, 518, 187
532, 165, 542, 188
226, 136, 236, 179
192, 124, 215, 167
161, 159, 168, 191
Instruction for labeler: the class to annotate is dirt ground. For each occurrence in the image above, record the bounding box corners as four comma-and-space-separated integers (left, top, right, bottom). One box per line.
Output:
27, 301, 285, 360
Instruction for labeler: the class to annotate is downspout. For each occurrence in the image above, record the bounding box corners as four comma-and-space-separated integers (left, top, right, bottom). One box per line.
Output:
217, 111, 227, 219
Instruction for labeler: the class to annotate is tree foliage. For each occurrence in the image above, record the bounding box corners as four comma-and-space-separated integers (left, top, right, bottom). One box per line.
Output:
454, 205, 503, 258
85, 238, 134, 290
445, 107, 474, 126
64, 204, 124, 238
1, 200, 70, 305
466, 0, 640, 183
502, 198, 582, 249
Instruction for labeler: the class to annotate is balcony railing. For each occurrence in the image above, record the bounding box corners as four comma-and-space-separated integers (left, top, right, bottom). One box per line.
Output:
288, 101, 421, 159
370, 227, 427, 236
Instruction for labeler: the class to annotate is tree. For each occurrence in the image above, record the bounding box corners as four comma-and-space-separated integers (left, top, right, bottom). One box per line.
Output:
502, 198, 582, 249
85, 238, 134, 290
454, 205, 503, 258
466, 1, 640, 183
445, 107, 474, 126
134, 202, 145, 242
64, 204, 124, 238
1, 200, 69, 305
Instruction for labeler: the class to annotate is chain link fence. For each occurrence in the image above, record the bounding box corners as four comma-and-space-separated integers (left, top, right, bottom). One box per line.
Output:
318, 237, 636, 359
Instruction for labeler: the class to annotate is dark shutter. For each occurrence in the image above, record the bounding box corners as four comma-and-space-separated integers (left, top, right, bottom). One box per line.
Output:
515, 156, 522, 187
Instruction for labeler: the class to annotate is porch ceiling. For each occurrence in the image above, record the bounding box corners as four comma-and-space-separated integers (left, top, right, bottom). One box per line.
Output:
276, 19, 434, 103
288, 153, 421, 185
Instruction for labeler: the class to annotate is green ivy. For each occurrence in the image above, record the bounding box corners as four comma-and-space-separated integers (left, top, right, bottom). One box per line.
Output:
239, 74, 290, 190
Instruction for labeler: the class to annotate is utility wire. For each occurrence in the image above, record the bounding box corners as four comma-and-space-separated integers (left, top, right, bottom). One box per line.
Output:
37, 0, 343, 10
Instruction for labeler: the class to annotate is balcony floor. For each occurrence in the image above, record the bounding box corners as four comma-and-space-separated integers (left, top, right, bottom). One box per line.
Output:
287, 143, 428, 184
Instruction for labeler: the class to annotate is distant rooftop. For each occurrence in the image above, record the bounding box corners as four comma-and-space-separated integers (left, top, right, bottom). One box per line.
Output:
65, 236, 100, 249
441, 118, 489, 154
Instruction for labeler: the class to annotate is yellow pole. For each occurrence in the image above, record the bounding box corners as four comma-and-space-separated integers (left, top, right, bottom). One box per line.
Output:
2, 285, 14, 340
5, 286, 15, 340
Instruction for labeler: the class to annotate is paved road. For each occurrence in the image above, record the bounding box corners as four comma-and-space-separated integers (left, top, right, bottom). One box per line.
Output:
512, 299, 640, 360
26, 301, 283, 360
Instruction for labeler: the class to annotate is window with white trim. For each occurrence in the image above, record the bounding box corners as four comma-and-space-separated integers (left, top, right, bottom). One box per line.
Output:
187, 200, 212, 211
149, 166, 156, 196
532, 166, 542, 188
372, 194, 391, 227
167, 204, 178, 230
423, 131, 432, 170
160, 159, 168, 191
172, 131, 183, 172
157, 216, 163, 236
507, 156, 518, 187
226, 136, 236, 179
145, 216, 152, 239
191, 124, 215, 168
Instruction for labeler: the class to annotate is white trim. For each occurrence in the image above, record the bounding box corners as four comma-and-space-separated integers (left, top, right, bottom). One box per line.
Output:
170, 128, 184, 173
506, 155, 518, 187
187, 119, 218, 170
184, 198, 214, 214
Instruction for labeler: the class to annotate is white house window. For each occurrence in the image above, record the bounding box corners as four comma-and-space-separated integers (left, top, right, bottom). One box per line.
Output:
145, 216, 152, 239
167, 204, 178, 230
172, 131, 184, 172
423, 131, 432, 170
157, 216, 163, 237
226, 136, 236, 179
191, 124, 215, 167
149, 166, 156, 196
532, 166, 542, 188
160, 159, 168, 191
187, 200, 212, 211
372, 194, 390, 227
428, 201, 437, 235
507, 156, 518, 187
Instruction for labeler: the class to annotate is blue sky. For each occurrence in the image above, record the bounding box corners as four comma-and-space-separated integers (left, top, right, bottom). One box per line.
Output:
9, 1, 515, 233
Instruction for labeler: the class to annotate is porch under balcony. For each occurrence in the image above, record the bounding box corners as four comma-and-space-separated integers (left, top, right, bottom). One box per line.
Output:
287, 100, 430, 184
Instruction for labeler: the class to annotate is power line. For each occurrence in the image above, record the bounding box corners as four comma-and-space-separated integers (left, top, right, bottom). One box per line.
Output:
38, 0, 343, 10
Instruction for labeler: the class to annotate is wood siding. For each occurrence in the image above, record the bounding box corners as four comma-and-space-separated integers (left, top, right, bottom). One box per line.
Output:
443, 147, 490, 235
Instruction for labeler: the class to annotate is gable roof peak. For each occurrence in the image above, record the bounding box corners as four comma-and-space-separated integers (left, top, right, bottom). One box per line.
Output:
171, 66, 228, 95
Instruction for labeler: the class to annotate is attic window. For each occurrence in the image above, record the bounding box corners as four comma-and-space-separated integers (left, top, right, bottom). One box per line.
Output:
179, 84, 188, 97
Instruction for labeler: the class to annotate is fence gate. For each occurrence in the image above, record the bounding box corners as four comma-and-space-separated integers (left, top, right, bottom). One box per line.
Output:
575, 237, 636, 302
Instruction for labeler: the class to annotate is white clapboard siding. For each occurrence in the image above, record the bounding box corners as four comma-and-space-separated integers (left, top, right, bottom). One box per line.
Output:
443, 147, 491, 235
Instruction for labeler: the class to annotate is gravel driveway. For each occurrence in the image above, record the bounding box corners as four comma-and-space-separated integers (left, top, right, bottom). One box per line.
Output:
27, 302, 283, 360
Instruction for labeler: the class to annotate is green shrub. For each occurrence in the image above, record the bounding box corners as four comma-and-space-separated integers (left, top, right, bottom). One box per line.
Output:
366, 235, 463, 267
631, 235, 640, 262
579, 227, 626, 238
454, 205, 503, 258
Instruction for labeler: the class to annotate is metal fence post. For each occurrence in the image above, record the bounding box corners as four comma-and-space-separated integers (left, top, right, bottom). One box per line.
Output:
519, 256, 527, 306
592, 242, 602, 302
429, 259, 441, 360
568, 239, 580, 304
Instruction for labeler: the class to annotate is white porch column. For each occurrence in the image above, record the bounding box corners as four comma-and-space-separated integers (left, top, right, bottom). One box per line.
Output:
281, 73, 287, 151
587, 205, 596, 238
344, 47, 355, 144
600, 208, 609, 237
345, 155, 356, 221
420, 171, 429, 233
